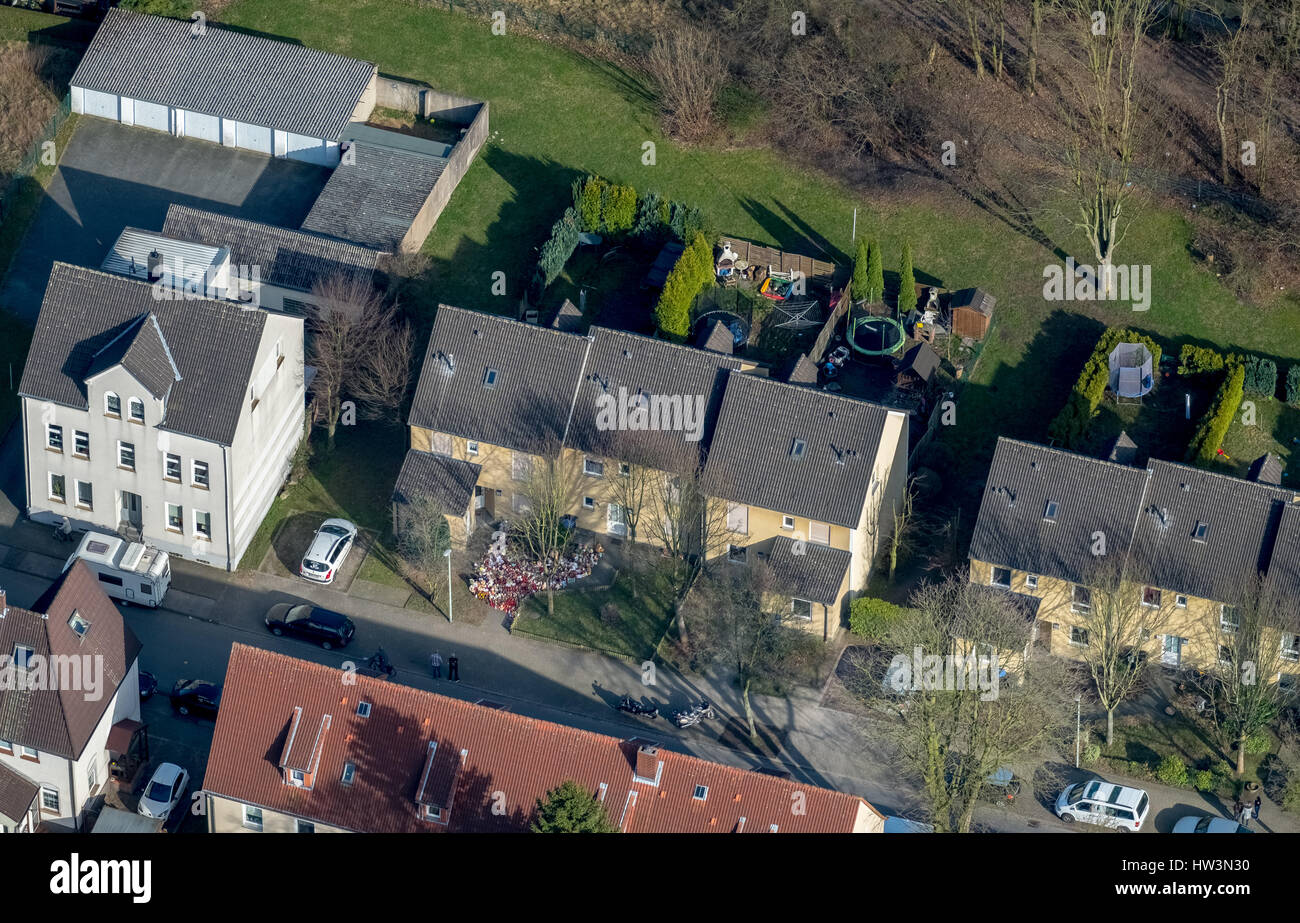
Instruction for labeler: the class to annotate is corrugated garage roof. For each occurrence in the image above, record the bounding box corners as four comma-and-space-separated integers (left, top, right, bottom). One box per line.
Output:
70, 8, 374, 141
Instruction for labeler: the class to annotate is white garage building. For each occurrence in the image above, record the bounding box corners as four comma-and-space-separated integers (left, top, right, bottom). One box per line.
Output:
70, 8, 377, 167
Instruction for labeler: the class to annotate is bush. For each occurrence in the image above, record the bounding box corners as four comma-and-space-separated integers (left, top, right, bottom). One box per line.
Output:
577, 176, 608, 232
603, 184, 637, 234
1193, 769, 1216, 791
1048, 327, 1163, 448
532, 207, 581, 296
1178, 344, 1225, 377
897, 241, 917, 315
1156, 755, 1189, 787
851, 237, 869, 302
1284, 777, 1300, 814
1083, 742, 1102, 767
654, 232, 713, 338
848, 597, 913, 639
1244, 731, 1272, 755
1242, 355, 1278, 397
599, 602, 622, 626
668, 201, 707, 243
1287, 366, 1300, 405
866, 237, 884, 303
1186, 363, 1245, 467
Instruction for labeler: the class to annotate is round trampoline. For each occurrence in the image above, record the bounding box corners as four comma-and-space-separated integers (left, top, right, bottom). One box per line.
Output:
850, 315, 906, 357
1109, 342, 1154, 399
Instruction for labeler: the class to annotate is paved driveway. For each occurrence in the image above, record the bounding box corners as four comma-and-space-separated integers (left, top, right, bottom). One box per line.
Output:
1, 117, 332, 320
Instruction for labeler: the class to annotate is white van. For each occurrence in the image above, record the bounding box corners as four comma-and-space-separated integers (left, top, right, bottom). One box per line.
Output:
64, 532, 171, 607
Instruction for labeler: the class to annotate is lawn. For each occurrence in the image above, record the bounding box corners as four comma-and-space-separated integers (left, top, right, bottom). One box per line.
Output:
1220, 396, 1300, 482
514, 562, 678, 661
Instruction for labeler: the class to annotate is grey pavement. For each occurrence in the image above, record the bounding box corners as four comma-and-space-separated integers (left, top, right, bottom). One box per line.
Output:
0, 116, 331, 320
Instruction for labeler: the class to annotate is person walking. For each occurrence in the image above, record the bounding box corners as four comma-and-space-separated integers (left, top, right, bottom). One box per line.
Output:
1237, 805, 1252, 829
1253, 795, 1262, 823
429, 650, 443, 680
448, 653, 459, 683
1232, 798, 1243, 819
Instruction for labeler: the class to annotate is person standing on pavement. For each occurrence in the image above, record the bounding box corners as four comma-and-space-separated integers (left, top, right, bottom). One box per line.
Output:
1253, 796, 1262, 823
1232, 798, 1243, 819
429, 650, 443, 679
448, 653, 459, 682
1237, 805, 1252, 829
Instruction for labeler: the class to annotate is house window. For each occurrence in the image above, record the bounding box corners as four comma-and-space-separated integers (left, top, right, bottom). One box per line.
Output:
128, 398, 145, 422
790, 438, 806, 459
105, 392, 120, 416
1220, 605, 1239, 634
194, 510, 211, 539
1281, 634, 1300, 663
606, 502, 627, 536
192, 460, 209, 488
48, 473, 65, 502
1072, 585, 1092, 613
467, 441, 479, 456
511, 452, 531, 482
341, 762, 356, 785
693, 785, 708, 801
76, 480, 92, 509
483, 368, 499, 389
1175, 594, 1188, 608
1025, 574, 1039, 590
46, 424, 63, 452
242, 805, 263, 830
118, 441, 135, 470
1193, 521, 1209, 542
727, 544, 746, 564
583, 457, 604, 477
296, 820, 315, 833
726, 502, 748, 535
19, 744, 37, 759
1142, 587, 1161, 608
1043, 500, 1058, 521
583, 497, 595, 509
0, 739, 10, 754
164, 453, 181, 481
791, 598, 813, 621
357, 701, 372, 717
41, 787, 59, 813
782, 515, 795, 530
166, 503, 183, 532
1070, 626, 1090, 647
289, 769, 306, 786
619, 463, 630, 477
68, 610, 90, 637
74, 431, 89, 458
809, 521, 830, 545
424, 804, 442, 821
990, 567, 1011, 589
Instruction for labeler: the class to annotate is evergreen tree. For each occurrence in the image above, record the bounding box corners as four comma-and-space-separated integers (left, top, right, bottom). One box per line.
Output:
897, 241, 917, 316
866, 236, 884, 303
532, 780, 619, 833
851, 236, 870, 302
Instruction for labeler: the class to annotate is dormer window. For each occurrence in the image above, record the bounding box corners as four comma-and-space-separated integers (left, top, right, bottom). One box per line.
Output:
68, 610, 90, 637
288, 769, 307, 787
105, 392, 121, 417
790, 438, 806, 459
1193, 521, 1209, 542
693, 785, 708, 801
128, 398, 145, 422
483, 368, 498, 389
1043, 500, 1058, 521
423, 804, 442, 821
356, 701, 372, 718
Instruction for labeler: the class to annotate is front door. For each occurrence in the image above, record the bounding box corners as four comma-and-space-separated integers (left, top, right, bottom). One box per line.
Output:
120, 491, 142, 528
607, 503, 627, 536
1161, 635, 1183, 667
473, 485, 486, 510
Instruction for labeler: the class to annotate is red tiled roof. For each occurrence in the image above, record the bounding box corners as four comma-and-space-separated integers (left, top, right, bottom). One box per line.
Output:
204, 645, 882, 833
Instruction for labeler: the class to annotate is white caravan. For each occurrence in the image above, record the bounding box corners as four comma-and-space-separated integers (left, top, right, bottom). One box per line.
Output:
64, 532, 172, 607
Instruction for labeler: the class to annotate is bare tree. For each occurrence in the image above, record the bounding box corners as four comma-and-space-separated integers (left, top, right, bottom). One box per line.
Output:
515, 442, 579, 618
1028, 0, 1046, 94
350, 311, 413, 421
1205, 0, 1258, 186
646, 26, 727, 143
887, 477, 917, 584
394, 491, 451, 600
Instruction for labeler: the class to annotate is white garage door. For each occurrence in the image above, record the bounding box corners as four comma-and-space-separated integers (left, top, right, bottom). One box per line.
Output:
283, 133, 333, 165
236, 122, 272, 154
135, 100, 169, 133
82, 89, 119, 120
184, 111, 221, 144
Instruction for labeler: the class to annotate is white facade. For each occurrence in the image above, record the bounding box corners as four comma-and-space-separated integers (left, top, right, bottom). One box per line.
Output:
23, 314, 305, 571
0, 661, 140, 832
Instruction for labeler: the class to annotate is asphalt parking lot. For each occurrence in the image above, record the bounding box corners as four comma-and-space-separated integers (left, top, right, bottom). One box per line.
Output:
1, 117, 331, 320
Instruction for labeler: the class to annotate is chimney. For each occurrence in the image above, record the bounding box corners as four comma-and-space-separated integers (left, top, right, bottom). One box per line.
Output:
147, 250, 164, 282
635, 744, 661, 781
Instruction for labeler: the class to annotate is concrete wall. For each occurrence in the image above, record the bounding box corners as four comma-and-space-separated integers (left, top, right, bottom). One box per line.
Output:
350, 70, 379, 124
397, 101, 489, 254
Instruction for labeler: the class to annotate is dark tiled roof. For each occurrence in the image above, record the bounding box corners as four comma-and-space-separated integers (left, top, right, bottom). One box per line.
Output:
70, 9, 374, 141
754, 536, 852, 605
1128, 460, 1293, 604
946, 288, 996, 316
302, 142, 446, 251
1107, 430, 1139, 466
0, 563, 142, 761
550, 299, 585, 333
786, 354, 820, 385
1248, 452, 1284, 486
85, 313, 178, 400
163, 205, 383, 293
203, 645, 880, 833
0, 763, 38, 825
1264, 504, 1300, 607
969, 438, 1151, 586
898, 341, 939, 382
696, 319, 734, 355
392, 449, 481, 516
19, 264, 266, 445
566, 327, 742, 471
408, 306, 591, 454
703, 373, 893, 528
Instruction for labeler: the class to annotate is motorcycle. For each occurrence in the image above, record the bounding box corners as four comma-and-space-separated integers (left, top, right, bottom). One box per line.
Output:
671, 698, 716, 729
614, 694, 658, 719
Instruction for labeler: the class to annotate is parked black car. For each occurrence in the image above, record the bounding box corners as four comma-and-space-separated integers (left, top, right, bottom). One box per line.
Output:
170, 679, 222, 719
264, 602, 356, 650
139, 670, 158, 701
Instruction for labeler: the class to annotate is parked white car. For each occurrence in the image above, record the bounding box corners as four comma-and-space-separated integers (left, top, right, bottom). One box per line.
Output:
1172, 814, 1253, 834
137, 762, 189, 823
1055, 780, 1150, 831
299, 518, 358, 584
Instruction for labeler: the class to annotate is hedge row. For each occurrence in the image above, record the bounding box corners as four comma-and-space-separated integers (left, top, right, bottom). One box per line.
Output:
1177, 344, 1224, 377
849, 597, 915, 640
1186, 362, 1245, 467
1047, 327, 1163, 449
1289, 366, 1300, 405
574, 175, 638, 235
654, 233, 713, 338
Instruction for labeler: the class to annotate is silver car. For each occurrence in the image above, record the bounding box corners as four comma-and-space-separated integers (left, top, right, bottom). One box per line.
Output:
299, 518, 358, 584
137, 762, 189, 823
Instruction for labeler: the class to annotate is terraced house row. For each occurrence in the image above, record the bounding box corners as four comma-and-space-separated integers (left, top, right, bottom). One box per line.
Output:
392, 306, 910, 639
970, 437, 1300, 686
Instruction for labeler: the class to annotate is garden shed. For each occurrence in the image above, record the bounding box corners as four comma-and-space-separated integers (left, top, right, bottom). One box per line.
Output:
946, 288, 996, 340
